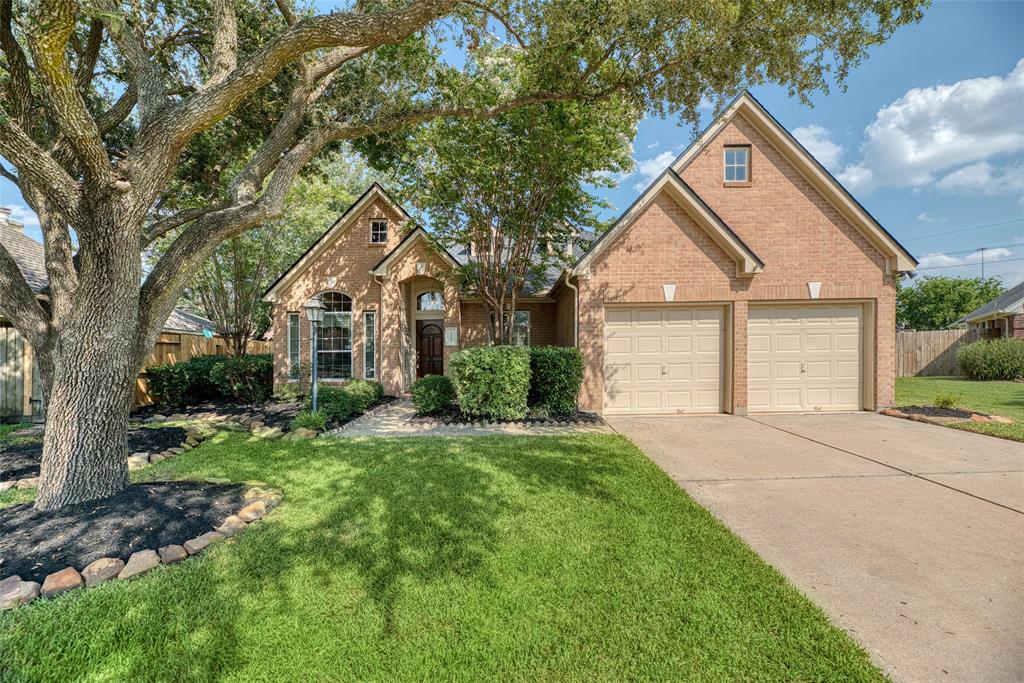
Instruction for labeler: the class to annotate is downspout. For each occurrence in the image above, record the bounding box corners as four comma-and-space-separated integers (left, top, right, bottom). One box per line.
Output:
564, 273, 579, 348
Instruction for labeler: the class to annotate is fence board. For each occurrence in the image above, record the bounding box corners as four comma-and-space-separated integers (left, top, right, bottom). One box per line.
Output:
896, 329, 979, 377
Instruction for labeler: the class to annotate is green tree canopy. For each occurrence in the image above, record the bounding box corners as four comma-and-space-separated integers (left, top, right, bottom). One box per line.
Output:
897, 276, 1005, 330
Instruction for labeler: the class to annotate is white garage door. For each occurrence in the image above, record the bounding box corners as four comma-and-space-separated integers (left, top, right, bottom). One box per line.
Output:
748, 304, 863, 412
604, 306, 723, 415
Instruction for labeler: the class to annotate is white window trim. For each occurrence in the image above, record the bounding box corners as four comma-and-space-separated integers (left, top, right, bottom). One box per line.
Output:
370, 219, 388, 244
287, 312, 300, 380
724, 145, 750, 183
363, 310, 376, 380
512, 310, 530, 346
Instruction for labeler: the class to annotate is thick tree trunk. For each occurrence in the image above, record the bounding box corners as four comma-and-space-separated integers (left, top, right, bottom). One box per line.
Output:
33, 208, 144, 511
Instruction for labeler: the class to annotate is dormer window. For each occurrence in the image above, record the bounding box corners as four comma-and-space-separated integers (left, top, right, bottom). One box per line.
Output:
724, 146, 750, 183
370, 219, 388, 243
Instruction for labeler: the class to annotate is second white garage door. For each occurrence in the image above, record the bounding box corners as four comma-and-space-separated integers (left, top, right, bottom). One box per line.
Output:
748, 304, 863, 412
604, 306, 723, 415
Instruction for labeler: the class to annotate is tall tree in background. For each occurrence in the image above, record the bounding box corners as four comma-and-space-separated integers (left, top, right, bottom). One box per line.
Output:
897, 275, 1005, 330
0, 0, 927, 509
367, 92, 634, 343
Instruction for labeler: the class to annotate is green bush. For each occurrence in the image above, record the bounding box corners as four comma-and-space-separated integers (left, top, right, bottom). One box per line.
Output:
306, 383, 358, 423
146, 354, 225, 406
956, 339, 1024, 381
344, 379, 384, 412
932, 391, 963, 409
272, 382, 303, 403
291, 409, 328, 432
209, 354, 274, 402
450, 345, 530, 420
411, 375, 455, 414
529, 346, 584, 415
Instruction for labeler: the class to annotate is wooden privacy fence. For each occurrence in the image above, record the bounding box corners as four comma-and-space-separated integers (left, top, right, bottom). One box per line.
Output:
896, 328, 980, 377
135, 333, 271, 406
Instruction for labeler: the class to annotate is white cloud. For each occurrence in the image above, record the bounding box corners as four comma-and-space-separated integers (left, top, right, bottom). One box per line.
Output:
4, 204, 39, 227
838, 59, 1024, 193
935, 161, 1024, 196
645, 142, 660, 149
917, 247, 1012, 269
792, 124, 844, 170
916, 212, 936, 223
628, 150, 676, 192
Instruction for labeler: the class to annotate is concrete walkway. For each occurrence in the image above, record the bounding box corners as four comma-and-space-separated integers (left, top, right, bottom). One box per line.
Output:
324, 399, 612, 437
607, 412, 1024, 683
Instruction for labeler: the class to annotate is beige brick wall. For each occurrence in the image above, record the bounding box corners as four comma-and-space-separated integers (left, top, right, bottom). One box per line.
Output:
576, 113, 897, 413
459, 301, 558, 348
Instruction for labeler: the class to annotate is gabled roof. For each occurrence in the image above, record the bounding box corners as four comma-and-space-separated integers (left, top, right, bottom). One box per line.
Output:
370, 226, 461, 276
262, 183, 410, 302
958, 280, 1024, 323
162, 308, 217, 335
669, 91, 916, 274
570, 168, 764, 279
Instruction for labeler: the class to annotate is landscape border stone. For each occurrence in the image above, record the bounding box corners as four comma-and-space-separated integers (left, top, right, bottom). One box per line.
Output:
1, 483, 283, 611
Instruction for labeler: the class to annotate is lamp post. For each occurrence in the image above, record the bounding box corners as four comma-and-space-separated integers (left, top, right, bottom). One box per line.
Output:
304, 296, 325, 412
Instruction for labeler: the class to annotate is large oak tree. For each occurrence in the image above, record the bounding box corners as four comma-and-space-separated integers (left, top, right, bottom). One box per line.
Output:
0, 0, 926, 509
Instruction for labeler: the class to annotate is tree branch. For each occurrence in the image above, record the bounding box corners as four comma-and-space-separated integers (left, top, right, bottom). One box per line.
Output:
142, 203, 226, 244
73, 19, 103, 93
93, 0, 168, 124
207, 0, 238, 86
0, 0, 33, 123
0, 103, 82, 218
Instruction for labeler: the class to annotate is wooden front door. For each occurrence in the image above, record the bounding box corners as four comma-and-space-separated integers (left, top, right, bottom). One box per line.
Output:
416, 320, 444, 378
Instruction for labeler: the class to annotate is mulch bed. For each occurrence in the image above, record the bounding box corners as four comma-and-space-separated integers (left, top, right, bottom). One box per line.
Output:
409, 404, 604, 425
898, 405, 977, 419
0, 427, 187, 482
0, 481, 245, 583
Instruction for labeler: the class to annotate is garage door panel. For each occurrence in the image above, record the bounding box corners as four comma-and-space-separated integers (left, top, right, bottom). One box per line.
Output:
748, 304, 863, 413
604, 306, 723, 415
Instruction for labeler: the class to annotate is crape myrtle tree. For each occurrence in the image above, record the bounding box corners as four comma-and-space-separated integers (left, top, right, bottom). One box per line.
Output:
896, 275, 1005, 330
0, 0, 926, 510
363, 90, 635, 344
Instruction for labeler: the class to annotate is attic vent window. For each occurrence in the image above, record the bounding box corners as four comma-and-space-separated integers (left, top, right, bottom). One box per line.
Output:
724, 146, 750, 183
370, 219, 388, 243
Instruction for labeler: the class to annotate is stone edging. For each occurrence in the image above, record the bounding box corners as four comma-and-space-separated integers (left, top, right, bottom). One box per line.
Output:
0, 483, 283, 611
0, 427, 214, 493
881, 407, 1014, 427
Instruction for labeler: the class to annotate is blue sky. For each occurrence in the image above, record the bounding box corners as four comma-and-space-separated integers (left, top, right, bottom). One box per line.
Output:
2, 1, 1022, 283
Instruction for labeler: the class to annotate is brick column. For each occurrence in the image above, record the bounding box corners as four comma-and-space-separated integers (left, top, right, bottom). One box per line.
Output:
731, 300, 748, 414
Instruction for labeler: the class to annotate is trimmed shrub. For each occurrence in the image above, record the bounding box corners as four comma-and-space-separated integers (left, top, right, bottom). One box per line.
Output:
209, 354, 274, 402
956, 339, 1024, 381
272, 382, 304, 403
529, 346, 584, 415
411, 375, 455, 415
450, 345, 530, 420
291, 409, 328, 432
932, 391, 962, 409
344, 379, 384, 412
146, 354, 225, 406
307, 383, 358, 423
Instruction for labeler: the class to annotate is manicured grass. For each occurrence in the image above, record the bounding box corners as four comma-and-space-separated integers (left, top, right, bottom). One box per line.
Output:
0, 433, 883, 681
896, 376, 1024, 442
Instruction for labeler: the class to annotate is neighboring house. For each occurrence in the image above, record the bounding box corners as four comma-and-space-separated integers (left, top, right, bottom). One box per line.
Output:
952, 281, 1024, 338
0, 210, 219, 419
263, 92, 917, 415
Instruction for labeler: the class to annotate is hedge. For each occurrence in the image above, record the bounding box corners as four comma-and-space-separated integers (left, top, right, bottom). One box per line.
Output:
209, 355, 274, 402
450, 345, 530, 420
529, 346, 584, 415
304, 379, 385, 424
146, 354, 240, 406
956, 339, 1024, 380
410, 375, 455, 415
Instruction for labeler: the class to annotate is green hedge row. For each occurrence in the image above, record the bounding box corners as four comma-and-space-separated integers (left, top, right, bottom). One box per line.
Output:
305, 379, 385, 424
957, 339, 1024, 380
147, 354, 273, 406
411, 345, 584, 420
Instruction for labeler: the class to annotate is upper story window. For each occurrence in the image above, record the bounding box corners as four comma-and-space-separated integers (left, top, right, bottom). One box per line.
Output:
416, 291, 444, 311
724, 146, 750, 183
370, 219, 388, 243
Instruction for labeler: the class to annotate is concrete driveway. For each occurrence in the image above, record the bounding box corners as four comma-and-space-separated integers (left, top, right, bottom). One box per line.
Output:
607, 412, 1024, 683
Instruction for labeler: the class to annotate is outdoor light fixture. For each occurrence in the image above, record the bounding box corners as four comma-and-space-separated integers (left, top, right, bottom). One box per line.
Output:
304, 296, 325, 411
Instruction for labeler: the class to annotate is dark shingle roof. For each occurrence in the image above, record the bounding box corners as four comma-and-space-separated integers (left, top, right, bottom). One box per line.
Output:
0, 216, 216, 334
959, 280, 1024, 323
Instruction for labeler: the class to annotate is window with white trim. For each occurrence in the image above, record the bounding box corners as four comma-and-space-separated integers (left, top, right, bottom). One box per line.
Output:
370, 219, 388, 243
317, 292, 352, 379
724, 146, 750, 182
287, 312, 300, 379
364, 311, 376, 380
490, 309, 531, 345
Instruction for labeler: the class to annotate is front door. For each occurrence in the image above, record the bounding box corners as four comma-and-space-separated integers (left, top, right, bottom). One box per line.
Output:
416, 320, 444, 378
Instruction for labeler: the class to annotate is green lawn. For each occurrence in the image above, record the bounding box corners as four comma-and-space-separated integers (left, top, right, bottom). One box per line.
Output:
1, 433, 882, 682
896, 376, 1024, 442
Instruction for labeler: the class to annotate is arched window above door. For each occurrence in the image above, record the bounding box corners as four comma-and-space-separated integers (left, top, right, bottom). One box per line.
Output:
416, 291, 444, 311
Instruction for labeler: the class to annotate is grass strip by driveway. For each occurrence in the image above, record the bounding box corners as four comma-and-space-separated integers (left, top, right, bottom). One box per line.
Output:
896, 376, 1024, 442
0, 433, 883, 682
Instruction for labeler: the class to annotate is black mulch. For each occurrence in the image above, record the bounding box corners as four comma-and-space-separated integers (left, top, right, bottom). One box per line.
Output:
0, 481, 245, 583
0, 427, 187, 483
132, 400, 303, 430
409, 404, 604, 425
899, 405, 977, 419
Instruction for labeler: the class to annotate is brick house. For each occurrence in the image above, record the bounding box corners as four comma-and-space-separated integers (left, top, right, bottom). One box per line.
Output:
263, 93, 917, 415
954, 281, 1024, 338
